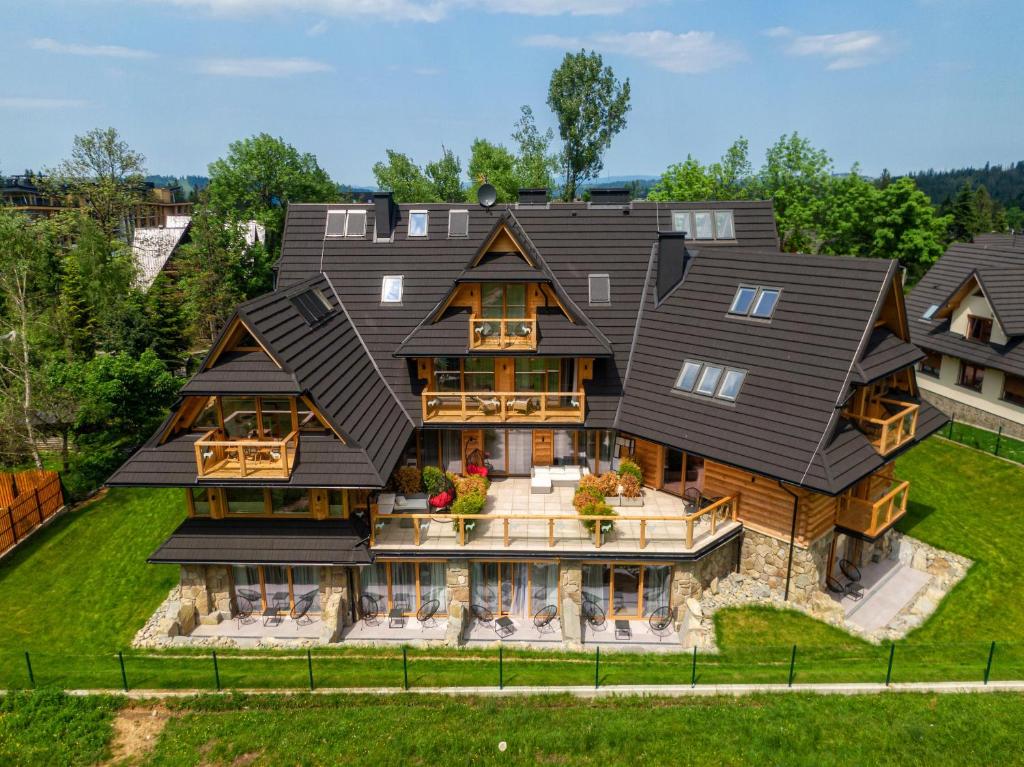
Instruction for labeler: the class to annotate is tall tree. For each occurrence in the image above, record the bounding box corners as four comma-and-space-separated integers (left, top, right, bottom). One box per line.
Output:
466, 139, 520, 203
871, 177, 951, 282
424, 146, 463, 203
948, 181, 979, 242
206, 133, 338, 258
45, 127, 148, 240
649, 138, 752, 201
372, 150, 437, 202
755, 132, 833, 252
512, 105, 558, 191
547, 50, 631, 201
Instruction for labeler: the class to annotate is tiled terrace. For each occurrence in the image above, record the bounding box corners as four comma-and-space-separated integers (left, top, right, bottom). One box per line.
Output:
371, 477, 740, 556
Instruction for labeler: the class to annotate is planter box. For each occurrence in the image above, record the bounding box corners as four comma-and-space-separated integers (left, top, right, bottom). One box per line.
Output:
620, 495, 644, 507
605, 495, 621, 506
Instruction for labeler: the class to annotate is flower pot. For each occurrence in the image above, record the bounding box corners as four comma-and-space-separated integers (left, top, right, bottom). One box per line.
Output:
605, 495, 621, 506
620, 495, 643, 507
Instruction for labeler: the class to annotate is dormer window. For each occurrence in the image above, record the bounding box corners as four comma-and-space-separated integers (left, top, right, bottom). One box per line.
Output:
693, 211, 714, 240
672, 210, 735, 240
325, 209, 367, 238
408, 210, 429, 237
381, 275, 404, 304
291, 287, 335, 326
966, 315, 992, 343
714, 210, 735, 239
448, 209, 469, 238
728, 285, 781, 320
671, 211, 692, 236
346, 210, 366, 237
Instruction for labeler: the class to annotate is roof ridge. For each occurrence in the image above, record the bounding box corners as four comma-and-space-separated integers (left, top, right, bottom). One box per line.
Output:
613, 241, 658, 430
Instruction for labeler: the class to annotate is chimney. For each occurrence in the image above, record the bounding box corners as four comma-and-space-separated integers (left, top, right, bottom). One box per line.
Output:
590, 187, 630, 206
373, 192, 396, 241
656, 232, 690, 303
518, 188, 548, 205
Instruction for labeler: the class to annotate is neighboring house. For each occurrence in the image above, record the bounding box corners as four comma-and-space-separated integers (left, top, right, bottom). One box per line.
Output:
907, 233, 1024, 439
109, 190, 946, 647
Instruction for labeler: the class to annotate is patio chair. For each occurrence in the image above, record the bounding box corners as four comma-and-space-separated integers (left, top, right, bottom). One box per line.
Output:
581, 600, 606, 629
533, 605, 558, 635
359, 594, 381, 626
648, 606, 672, 642
417, 599, 440, 630
839, 559, 862, 583
683, 486, 703, 513
291, 590, 318, 627
235, 590, 259, 629
470, 603, 494, 628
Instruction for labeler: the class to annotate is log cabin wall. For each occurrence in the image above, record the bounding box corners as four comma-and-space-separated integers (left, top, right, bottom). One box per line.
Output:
631, 438, 665, 490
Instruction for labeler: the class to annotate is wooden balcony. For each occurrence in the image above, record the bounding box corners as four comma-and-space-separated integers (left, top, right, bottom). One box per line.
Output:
469, 317, 537, 351
421, 391, 585, 423
836, 478, 910, 538
845, 398, 920, 455
193, 429, 298, 480
370, 492, 739, 555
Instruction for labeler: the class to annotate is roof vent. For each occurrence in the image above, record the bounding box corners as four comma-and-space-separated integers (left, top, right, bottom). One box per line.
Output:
656, 232, 691, 303
373, 192, 396, 241
590, 188, 630, 206
518, 188, 548, 205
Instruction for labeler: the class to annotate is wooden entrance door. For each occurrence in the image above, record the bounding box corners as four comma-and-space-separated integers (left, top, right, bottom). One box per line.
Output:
532, 430, 553, 466
461, 430, 484, 470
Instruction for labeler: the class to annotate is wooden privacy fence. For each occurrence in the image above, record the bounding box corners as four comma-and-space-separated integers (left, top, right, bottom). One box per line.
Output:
0, 470, 64, 556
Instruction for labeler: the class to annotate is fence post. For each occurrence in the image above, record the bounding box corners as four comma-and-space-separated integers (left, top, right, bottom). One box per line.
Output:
885, 643, 895, 687
212, 650, 221, 691
984, 641, 996, 685
690, 646, 697, 688
7, 507, 18, 545
499, 645, 503, 690
24, 651, 34, 688
307, 649, 315, 692
594, 646, 600, 690
402, 646, 409, 691
995, 427, 1003, 457
118, 651, 128, 692
947, 414, 954, 439
788, 645, 797, 688
34, 488, 43, 526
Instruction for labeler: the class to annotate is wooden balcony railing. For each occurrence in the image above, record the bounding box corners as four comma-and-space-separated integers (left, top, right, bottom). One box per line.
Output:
369, 495, 738, 551
469, 317, 537, 350
844, 399, 920, 455
836, 479, 910, 538
193, 429, 298, 480
421, 390, 585, 423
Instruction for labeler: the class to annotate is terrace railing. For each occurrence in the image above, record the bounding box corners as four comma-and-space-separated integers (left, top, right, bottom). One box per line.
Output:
369, 494, 738, 552
469, 317, 537, 350
836, 478, 910, 538
193, 429, 299, 480
421, 390, 585, 423
844, 399, 920, 455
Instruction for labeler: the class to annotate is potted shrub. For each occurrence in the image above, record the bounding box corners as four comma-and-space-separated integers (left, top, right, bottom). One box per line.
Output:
618, 458, 643, 484
619, 473, 643, 507
451, 491, 487, 535
454, 474, 489, 498
393, 466, 422, 496
423, 466, 453, 509
579, 500, 617, 535
573, 483, 604, 514
596, 471, 620, 505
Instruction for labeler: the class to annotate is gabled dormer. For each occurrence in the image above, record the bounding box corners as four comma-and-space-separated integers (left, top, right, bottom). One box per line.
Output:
926, 269, 1020, 346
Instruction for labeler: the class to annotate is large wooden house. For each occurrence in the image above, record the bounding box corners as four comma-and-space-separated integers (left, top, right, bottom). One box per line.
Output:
110, 190, 946, 647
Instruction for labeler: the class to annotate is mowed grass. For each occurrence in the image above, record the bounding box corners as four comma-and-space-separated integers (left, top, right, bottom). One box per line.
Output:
0, 438, 1022, 691
944, 421, 1024, 464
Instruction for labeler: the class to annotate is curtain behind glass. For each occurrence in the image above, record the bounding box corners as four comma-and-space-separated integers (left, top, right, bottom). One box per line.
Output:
263, 566, 289, 610
391, 563, 416, 613
613, 565, 641, 617
508, 563, 528, 617
232, 566, 261, 608
507, 430, 532, 475
484, 429, 506, 473
582, 565, 608, 610
442, 430, 463, 473
643, 566, 671, 617
420, 430, 440, 469
291, 566, 321, 612
361, 563, 388, 613
420, 562, 447, 612
531, 563, 558, 614
471, 562, 498, 612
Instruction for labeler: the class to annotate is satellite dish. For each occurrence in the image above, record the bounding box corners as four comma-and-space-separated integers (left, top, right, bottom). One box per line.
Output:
477, 183, 497, 208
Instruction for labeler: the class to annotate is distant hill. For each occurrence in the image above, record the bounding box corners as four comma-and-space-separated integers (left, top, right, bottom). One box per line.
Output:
146, 174, 209, 198
906, 162, 1024, 207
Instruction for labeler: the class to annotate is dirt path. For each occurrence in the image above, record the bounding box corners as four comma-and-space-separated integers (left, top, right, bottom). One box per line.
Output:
105, 704, 173, 766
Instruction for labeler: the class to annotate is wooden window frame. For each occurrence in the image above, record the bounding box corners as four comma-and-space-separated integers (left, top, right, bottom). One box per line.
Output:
966, 315, 993, 344
469, 560, 561, 618
1002, 373, 1024, 408
583, 562, 672, 621
481, 283, 528, 321
238, 565, 320, 615
359, 560, 450, 617
919, 351, 942, 378
957, 362, 985, 392
222, 487, 315, 518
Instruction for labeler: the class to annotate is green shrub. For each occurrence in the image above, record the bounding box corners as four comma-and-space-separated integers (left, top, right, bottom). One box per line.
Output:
620, 473, 642, 498
596, 471, 620, 496
573, 483, 604, 513
451, 491, 487, 516
618, 458, 643, 483
422, 465, 446, 496
393, 466, 422, 495
579, 501, 617, 533
454, 474, 488, 497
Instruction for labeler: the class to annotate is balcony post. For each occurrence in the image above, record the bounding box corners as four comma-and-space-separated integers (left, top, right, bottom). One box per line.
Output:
639, 519, 646, 549
548, 518, 555, 547
503, 518, 509, 547
594, 521, 601, 549
686, 519, 694, 548
458, 517, 466, 546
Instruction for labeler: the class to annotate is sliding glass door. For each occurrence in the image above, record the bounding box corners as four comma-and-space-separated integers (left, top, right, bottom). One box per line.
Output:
471, 561, 559, 618
580, 563, 672, 619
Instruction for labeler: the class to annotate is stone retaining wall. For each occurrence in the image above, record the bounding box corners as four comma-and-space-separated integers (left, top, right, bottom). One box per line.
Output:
921, 389, 1024, 439
739, 528, 832, 604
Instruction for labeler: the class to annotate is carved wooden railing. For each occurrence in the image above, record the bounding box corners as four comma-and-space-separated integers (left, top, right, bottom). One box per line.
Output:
468, 317, 537, 350
370, 494, 738, 551
421, 390, 585, 423
193, 429, 298, 479
837, 479, 910, 538
844, 399, 920, 455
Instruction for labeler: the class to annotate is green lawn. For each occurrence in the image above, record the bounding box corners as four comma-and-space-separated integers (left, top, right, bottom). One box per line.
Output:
943, 421, 1024, 464
0, 438, 1022, 691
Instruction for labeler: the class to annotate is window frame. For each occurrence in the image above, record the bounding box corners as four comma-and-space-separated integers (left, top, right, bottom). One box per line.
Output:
381, 275, 404, 304
966, 315, 993, 344
345, 209, 367, 237
919, 351, 942, 378
957, 361, 985, 392
674, 360, 703, 392
695, 364, 724, 396
713, 210, 736, 239
674, 360, 746, 402
727, 285, 758, 316
1002, 373, 1024, 408
727, 285, 782, 321
407, 210, 429, 238
324, 210, 347, 238
448, 209, 469, 238
670, 210, 692, 236
750, 288, 782, 319
716, 368, 747, 401
588, 273, 611, 304
693, 211, 714, 240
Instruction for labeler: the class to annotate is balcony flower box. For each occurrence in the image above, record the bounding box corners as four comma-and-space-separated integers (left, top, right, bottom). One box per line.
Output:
619, 494, 644, 508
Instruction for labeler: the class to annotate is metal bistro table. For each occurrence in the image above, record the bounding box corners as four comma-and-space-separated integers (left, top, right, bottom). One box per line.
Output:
495, 616, 515, 639
389, 607, 407, 629
614, 619, 632, 640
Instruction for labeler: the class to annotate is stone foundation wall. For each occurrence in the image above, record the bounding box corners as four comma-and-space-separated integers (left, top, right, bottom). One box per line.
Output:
669, 539, 738, 613
921, 389, 1024, 439
319, 566, 351, 642
445, 560, 470, 646
559, 560, 583, 648
739, 528, 833, 604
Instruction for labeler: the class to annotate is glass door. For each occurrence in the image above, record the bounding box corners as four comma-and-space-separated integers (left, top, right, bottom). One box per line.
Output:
663, 448, 684, 497
611, 564, 642, 618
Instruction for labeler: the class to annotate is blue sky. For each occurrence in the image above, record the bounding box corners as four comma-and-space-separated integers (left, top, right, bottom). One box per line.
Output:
2, 0, 1021, 185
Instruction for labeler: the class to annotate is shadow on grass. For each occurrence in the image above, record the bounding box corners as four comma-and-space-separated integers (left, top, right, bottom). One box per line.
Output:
0, 508, 81, 587
895, 499, 936, 538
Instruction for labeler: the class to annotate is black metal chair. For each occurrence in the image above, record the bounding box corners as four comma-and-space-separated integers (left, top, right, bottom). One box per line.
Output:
839, 559, 862, 583
581, 599, 606, 629
359, 594, 381, 626
533, 605, 558, 634
291, 590, 318, 626
417, 599, 440, 630
683, 486, 703, 513
648, 606, 672, 641
470, 603, 494, 628
235, 589, 259, 629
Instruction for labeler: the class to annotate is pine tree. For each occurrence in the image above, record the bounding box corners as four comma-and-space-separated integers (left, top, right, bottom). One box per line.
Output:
949, 181, 979, 242
145, 273, 189, 369
58, 253, 96, 361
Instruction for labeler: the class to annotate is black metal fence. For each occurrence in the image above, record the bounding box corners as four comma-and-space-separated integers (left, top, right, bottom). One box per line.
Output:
944, 416, 1024, 464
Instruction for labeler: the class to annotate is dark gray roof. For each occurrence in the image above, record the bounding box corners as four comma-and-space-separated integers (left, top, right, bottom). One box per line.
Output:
615, 246, 943, 494
456, 251, 546, 282
908, 239, 1024, 376
853, 327, 925, 385
148, 517, 372, 566
107, 433, 382, 488
180, 350, 301, 396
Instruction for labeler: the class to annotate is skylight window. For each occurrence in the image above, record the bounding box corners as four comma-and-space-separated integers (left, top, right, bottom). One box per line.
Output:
693, 211, 714, 240
325, 210, 346, 237
291, 287, 335, 326
675, 360, 747, 402
589, 274, 611, 304
448, 209, 469, 238
381, 275, 404, 304
408, 210, 429, 237
751, 288, 781, 319
346, 210, 366, 237
671, 211, 692, 236
714, 210, 735, 239
729, 286, 758, 315
922, 304, 940, 321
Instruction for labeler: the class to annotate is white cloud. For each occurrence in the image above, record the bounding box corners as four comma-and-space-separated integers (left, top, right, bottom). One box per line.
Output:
197, 57, 334, 77
524, 30, 746, 74
306, 19, 329, 36
0, 97, 89, 109
762, 26, 793, 38
151, 0, 645, 22
780, 30, 886, 70
29, 37, 156, 59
